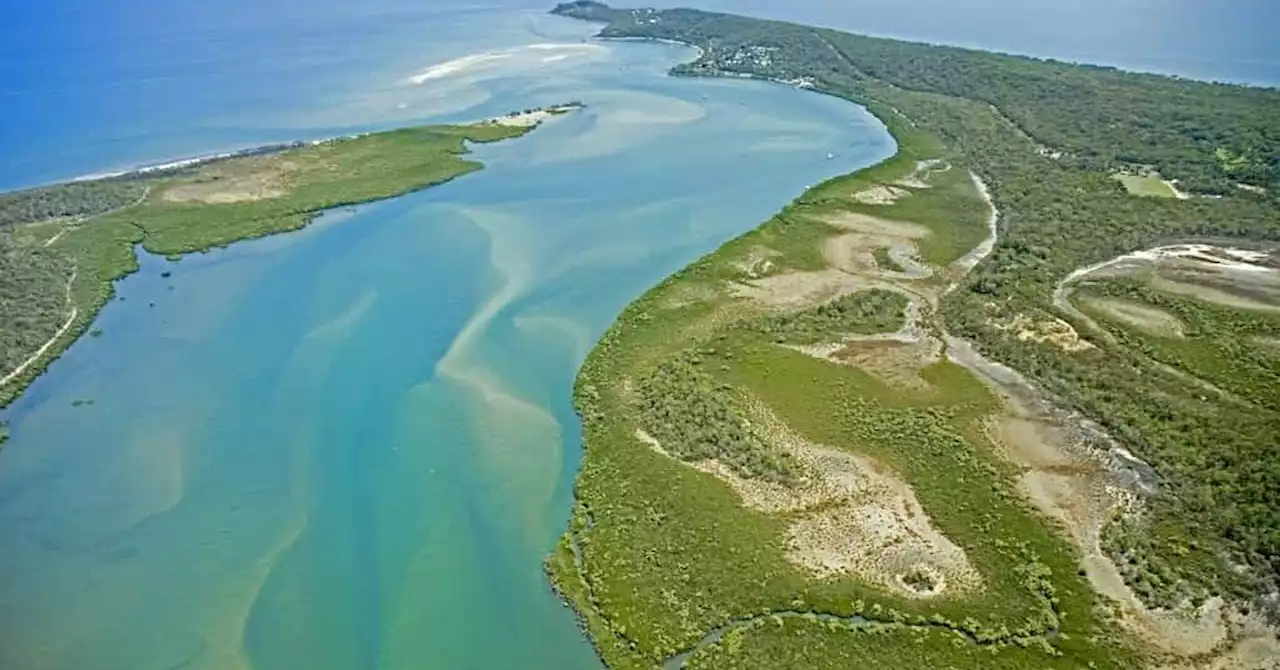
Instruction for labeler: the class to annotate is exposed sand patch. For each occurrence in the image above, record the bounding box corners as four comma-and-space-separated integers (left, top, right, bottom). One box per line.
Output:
821, 211, 930, 239
1182, 632, 1280, 670
781, 438, 982, 596
162, 157, 299, 204
985, 397, 1077, 470
731, 269, 869, 309
789, 338, 941, 391
894, 159, 949, 189
661, 282, 721, 309
809, 210, 933, 286
990, 313, 1094, 352
851, 184, 909, 205
488, 104, 580, 128
731, 204, 938, 311
635, 428, 671, 457
634, 402, 981, 597
1059, 243, 1280, 317
1152, 275, 1280, 314
823, 235, 931, 280
1164, 180, 1191, 200
730, 246, 781, 280
1083, 297, 1185, 338
954, 332, 1250, 661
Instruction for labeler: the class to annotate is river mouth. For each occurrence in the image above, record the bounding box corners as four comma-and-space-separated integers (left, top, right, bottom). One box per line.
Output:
0, 23, 894, 670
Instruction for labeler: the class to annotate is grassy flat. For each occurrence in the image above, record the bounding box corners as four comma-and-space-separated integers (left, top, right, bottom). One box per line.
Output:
1115, 174, 1178, 198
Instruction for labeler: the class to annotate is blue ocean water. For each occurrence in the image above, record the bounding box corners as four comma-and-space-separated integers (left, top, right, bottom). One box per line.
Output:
683, 0, 1280, 86
0, 1, 1274, 669
2, 0, 1276, 189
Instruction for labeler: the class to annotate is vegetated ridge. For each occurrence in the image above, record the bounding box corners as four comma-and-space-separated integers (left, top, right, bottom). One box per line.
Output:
548, 3, 1280, 669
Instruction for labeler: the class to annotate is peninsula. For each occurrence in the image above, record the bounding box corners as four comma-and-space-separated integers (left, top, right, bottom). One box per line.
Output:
546, 3, 1280, 669
0, 104, 582, 409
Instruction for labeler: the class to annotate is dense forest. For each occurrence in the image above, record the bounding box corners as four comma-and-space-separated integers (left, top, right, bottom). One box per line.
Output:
0, 179, 150, 229
554, 0, 1280, 636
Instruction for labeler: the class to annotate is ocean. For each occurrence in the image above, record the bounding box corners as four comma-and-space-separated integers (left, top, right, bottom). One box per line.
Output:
0, 1, 1273, 668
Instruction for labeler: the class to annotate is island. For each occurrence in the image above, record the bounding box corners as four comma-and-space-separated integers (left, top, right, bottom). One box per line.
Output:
0, 104, 583, 408
545, 3, 1280, 669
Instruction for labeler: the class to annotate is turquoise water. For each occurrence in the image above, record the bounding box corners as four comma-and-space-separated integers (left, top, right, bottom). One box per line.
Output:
5, 1, 1271, 667
0, 19, 894, 668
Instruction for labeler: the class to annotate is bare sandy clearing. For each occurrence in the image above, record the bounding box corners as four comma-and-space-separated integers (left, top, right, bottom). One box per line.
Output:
1058, 243, 1280, 317
851, 184, 910, 205
987, 405, 1076, 470
730, 245, 781, 280
730, 269, 869, 309
751, 403, 981, 596
633, 401, 980, 597
948, 324, 1255, 661
1152, 274, 1280, 313
894, 159, 949, 189
823, 235, 931, 280
660, 281, 720, 309
990, 313, 1094, 352
1084, 297, 1185, 337
491, 109, 555, 127
788, 336, 940, 391
820, 210, 930, 238
489, 103, 581, 127
162, 157, 299, 204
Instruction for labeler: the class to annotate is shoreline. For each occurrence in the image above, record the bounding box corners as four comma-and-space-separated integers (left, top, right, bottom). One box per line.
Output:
544, 4, 1280, 669
11, 103, 585, 197
0, 105, 583, 409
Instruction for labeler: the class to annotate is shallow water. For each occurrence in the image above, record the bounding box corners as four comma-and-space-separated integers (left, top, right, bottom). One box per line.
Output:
0, 14, 894, 669
2, 1, 1273, 668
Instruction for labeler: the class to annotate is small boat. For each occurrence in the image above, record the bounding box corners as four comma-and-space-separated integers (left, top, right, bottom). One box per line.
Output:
826, 152, 835, 160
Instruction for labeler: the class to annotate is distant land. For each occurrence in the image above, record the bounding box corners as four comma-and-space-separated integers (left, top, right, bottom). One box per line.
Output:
546, 3, 1279, 669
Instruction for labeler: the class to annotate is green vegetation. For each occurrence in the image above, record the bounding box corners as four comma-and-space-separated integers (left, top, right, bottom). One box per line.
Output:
557, 2, 1280, 196
639, 353, 801, 484
0, 179, 148, 229
0, 223, 77, 377
0, 113, 568, 406
551, 2, 1280, 666
685, 618, 1091, 670
753, 289, 907, 344
1077, 280, 1280, 412
545, 73, 1132, 669
1114, 174, 1177, 198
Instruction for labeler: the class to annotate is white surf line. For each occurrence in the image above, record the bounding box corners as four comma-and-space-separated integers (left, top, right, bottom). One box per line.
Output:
0, 269, 78, 387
